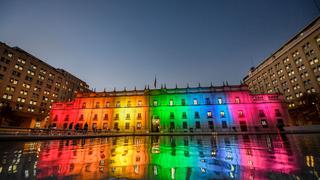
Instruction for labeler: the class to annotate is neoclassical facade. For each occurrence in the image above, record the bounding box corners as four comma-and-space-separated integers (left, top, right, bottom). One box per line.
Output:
50, 84, 289, 132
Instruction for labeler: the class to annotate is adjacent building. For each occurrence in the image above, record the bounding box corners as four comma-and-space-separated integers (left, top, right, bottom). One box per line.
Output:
0, 41, 90, 128
50, 84, 288, 132
243, 17, 320, 124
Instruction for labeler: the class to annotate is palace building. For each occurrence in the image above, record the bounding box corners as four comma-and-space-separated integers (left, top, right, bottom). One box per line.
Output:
50, 84, 288, 132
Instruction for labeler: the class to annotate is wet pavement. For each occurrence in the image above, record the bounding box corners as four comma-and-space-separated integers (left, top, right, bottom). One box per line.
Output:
0, 134, 319, 179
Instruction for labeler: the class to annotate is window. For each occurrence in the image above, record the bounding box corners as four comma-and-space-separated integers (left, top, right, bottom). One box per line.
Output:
170, 112, 175, 119
106, 102, 110, 107
275, 109, 281, 117
218, 98, 222, 104
96, 102, 100, 108
137, 100, 142, 106
238, 110, 244, 117
222, 121, 228, 128
193, 98, 198, 105
137, 122, 142, 130
93, 114, 98, 121
235, 97, 240, 104
137, 113, 142, 120
181, 99, 186, 106
259, 110, 265, 117
115, 114, 119, 120
169, 99, 174, 106
195, 112, 200, 119
53, 115, 58, 121
125, 122, 130, 129
79, 114, 84, 121
220, 111, 225, 118
182, 112, 187, 119
205, 98, 210, 105
65, 115, 69, 121
103, 123, 108, 129
207, 111, 212, 118
153, 100, 158, 106
116, 101, 120, 107
126, 113, 131, 120
127, 101, 131, 107
82, 102, 86, 108
104, 114, 108, 120
114, 122, 119, 130
261, 119, 268, 128
195, 121, 201, 129
183, 122, 188, 129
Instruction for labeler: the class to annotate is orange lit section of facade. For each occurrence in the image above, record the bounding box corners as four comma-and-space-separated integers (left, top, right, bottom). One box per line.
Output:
50, 90, 149, 132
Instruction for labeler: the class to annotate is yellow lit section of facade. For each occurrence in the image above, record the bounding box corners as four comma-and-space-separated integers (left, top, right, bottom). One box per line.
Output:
108, 137, 149, 179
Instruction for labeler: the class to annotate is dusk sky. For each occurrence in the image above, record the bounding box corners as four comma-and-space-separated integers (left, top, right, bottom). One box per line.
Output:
0, 0, 318, 91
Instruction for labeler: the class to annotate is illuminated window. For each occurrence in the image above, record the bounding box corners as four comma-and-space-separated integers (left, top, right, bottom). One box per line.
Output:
261, 119, 268, 128
103, 123, 108, 129
170, 112, 174, 119
207, 111, 212, 118
193, 98, 198, 105
182, 112, 187, 119
137, 100, 142, 106
235, 97, 240, 104
220, 111, 225, 118
82, 102, 86, 108
95, 102, 100, 108
153, 100, 158, 106
169, 99, 174, 106
195, 112, 200, 119
106, 102, 110, 107
181, 99, 186, 106
218, 98, 223, 104
92, 123, 97, 129
137, 122, 142, 130
116, 101, 120, 107
238, 110, 244, 117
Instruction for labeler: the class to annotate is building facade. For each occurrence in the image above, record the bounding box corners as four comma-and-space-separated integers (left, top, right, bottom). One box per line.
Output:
243, 17, 320, 124
0, 42, 90, 128
50, 84, 288, 132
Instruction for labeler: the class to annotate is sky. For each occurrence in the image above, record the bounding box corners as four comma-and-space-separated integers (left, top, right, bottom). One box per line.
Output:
0, 0, 318, 91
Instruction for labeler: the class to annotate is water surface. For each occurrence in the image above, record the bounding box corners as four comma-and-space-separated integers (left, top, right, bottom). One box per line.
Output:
0, 134, 319, 179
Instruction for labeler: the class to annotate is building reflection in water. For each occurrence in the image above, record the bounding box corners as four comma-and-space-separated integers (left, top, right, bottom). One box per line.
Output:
0, 134, 319, 179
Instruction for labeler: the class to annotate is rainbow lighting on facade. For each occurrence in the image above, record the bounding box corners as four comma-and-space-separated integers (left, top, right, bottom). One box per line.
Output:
50, 84, 289, 132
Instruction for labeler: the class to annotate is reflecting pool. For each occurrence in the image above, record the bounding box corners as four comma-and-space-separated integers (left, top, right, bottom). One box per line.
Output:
0, 134, 320, 179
